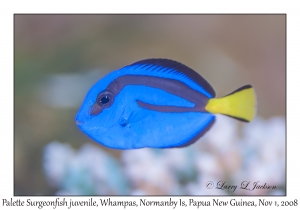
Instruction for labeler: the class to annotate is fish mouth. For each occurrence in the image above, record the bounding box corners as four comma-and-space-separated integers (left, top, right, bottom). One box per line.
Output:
76, 120, 83, 125
75, 112, 84, 126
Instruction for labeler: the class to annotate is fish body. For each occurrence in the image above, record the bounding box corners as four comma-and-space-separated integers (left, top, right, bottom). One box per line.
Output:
76, 59, 256, 149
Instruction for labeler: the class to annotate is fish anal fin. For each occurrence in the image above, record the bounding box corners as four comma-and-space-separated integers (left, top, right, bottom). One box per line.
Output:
175, 117, 215, 148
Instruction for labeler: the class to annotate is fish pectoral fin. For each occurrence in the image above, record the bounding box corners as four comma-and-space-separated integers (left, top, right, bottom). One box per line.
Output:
127, 109, 149, 124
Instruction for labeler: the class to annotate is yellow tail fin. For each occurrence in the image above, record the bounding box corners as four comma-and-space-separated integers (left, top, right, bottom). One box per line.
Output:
205, 85, 256, 122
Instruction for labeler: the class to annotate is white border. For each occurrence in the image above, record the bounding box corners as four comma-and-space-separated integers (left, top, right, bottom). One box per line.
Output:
1, 1, 299, 210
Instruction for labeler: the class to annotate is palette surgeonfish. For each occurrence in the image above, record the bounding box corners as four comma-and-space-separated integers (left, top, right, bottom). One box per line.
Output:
76, 59, 256, 149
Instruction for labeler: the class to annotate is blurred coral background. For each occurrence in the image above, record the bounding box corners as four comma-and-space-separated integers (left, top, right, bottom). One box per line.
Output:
14, 15, 285, 195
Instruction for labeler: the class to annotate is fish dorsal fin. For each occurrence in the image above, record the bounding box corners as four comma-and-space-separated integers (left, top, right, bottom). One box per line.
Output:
127, 58, 216, 98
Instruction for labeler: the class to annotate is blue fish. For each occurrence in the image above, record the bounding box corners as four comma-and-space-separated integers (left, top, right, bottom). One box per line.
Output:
76, 59, 256, 149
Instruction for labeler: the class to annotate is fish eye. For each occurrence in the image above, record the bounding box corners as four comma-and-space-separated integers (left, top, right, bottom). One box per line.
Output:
100, 96, 110, 104
96, 90, 114, 108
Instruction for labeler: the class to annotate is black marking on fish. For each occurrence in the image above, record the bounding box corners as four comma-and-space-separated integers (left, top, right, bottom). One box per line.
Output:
91, 75, 210, 115
128, 58, 216, 97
